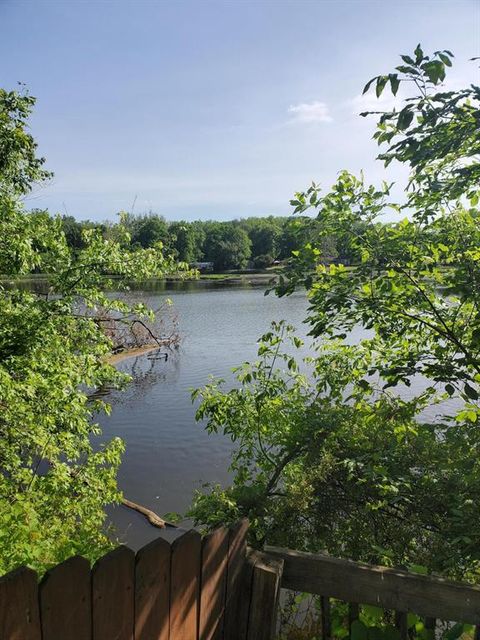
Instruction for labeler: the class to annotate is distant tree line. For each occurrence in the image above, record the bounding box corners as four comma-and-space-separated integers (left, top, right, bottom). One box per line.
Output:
60, 212, 362, 271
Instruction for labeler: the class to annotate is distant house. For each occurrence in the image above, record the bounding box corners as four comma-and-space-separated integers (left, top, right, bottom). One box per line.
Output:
190, 261, 214, 272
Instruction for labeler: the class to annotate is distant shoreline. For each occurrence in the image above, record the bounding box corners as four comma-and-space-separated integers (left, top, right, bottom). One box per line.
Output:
0, 269, 281, 286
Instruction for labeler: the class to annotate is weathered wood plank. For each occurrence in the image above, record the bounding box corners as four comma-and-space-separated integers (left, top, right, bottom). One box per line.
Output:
92, 545, 135, 640
40, 556, 91, 640
135, 536, 171, 640
0, 567, 41, 640
424, 616, 436, 640
199, 526, 229, 640
224, 519, 250, 640
321, 596, 331, 640
265, 546, 480, 623
348, 603, 359, 630
395, 611, 408, 640
247, 550, 283, 640
169, 529, 201, 640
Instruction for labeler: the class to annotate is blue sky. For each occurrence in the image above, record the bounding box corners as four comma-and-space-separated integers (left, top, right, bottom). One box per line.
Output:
2, 0, 479, 221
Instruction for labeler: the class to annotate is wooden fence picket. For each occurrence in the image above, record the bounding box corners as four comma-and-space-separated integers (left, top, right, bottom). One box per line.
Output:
169, 529, 201, 639
39, 555, 91, 640
224, 519, 250, 640
134, 536, 171, 640
199, 526, 229, 640
92, 545, 135, 640
0, 566, 41, 640
247, 552, 283, 640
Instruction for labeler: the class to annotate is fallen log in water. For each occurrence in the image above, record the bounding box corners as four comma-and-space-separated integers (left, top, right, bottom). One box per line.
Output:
122, 498, 177, 528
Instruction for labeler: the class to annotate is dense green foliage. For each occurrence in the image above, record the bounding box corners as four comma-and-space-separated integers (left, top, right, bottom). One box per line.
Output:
190, 48, 480, 581
0, 87, 190, 573
60, 213, 348, 271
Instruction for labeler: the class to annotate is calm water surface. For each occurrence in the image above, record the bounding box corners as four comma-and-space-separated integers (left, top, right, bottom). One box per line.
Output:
98, 283, 311, 548
12, 278, 458, 547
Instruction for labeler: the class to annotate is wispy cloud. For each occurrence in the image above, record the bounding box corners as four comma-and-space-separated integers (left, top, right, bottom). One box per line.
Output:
350, 90, 402, 116
288, 101, 332, 124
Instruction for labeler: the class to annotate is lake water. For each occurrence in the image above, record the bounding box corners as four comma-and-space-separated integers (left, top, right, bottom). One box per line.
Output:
9, 277, 459, 548
98, 282, 312, 548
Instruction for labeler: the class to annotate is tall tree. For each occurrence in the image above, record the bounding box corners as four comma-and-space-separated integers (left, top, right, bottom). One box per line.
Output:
0, 87, 188, 573
203, 222, 251, 270
169, 221, 199, 263
127, 212, 169, 248
190, 48, 480, 580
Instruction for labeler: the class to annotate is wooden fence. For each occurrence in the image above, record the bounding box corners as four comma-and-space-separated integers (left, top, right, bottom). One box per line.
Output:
0, 520, 282, 640
266, 546, 480, 638
1, 520, 480, 640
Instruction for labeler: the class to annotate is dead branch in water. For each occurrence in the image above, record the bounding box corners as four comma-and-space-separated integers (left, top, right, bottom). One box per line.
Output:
93, 296, 180, 354
122, 497, 177, 528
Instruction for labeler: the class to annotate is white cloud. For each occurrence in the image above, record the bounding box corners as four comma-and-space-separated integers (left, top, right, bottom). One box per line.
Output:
288, 101, 332, 124
350, 90, 403, 116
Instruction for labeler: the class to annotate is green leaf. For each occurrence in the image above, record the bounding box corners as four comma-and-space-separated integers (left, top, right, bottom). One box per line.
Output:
376, 76, 388, 98
363, 77, 378, 95
397, 107, 414, 130
414, 43, 424, 63
422, 60, 446, 84
464, 383, 478, 400
408, 563, 428, 575
438, 52, 452, 67
357, 379, 371, 391
443, 623, 465, 640
389, 74, 400, 96
362, 605, 383, 622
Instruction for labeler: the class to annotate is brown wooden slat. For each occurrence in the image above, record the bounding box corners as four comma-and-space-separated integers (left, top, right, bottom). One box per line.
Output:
0, 567, 41, 640
265, 546, 480, 623
395, 611, 408, 640
40, 556, 91, 640
247, 550, 283, 640
231, 548, 257, 640
348, 603, 359, 631
321, 596, 331, 640
424, 617, 436, 640
224, 519, 250, 639
169, 529, 201, 640
135, 536, 171, 640
92, 545, 135, 640
199, 526, 229, 640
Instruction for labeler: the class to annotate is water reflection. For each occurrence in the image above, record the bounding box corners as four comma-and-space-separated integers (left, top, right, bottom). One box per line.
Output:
97, 283, 310, 549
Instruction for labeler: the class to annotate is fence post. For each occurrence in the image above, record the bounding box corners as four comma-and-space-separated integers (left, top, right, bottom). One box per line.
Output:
92, 545, 135, 640
0, 567, 41, 640
224, 519, 250, 640
199, 526, 229, 640
321, 596, 331, 640
135, 536, 171, 640
169, 529, 201, 639
247, 551, 284, 640
39, 555, 91, 640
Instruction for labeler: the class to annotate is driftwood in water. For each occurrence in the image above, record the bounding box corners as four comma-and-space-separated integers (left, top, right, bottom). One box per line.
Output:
122, 498, 176, 528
